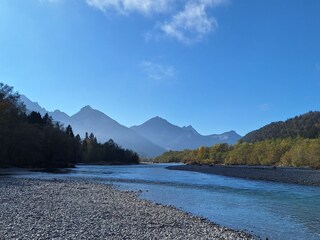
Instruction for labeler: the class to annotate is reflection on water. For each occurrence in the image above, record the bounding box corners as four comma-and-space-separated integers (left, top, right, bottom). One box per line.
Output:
11, 164, 320, 240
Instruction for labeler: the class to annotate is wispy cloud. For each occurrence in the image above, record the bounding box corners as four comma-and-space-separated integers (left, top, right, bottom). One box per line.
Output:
141, 61, 175, 81
38, 0, 227, 44
160, 1, 221, 44
38, 0, 62, 3
259, 103, 270, 112
86, 0, 227, 44
86, 0, 171, 15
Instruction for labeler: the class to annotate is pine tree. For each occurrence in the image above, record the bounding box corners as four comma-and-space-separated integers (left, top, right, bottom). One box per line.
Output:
66, 125, 74, 138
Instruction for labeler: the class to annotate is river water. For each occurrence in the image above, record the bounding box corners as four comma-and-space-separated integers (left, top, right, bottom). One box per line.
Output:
13, 164, 320, 240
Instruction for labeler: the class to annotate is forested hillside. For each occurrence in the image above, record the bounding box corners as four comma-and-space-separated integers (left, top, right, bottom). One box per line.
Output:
241, 112, 320, 142
0, 83, 139, 168
156, 111, 320, 169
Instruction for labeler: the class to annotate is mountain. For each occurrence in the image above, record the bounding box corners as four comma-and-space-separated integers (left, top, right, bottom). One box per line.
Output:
241, 111, 320, 142
20, 95, 241, 156
20, 96, 165, 157
67, 106, 166, 157
20, 95, 47, 116
50, 109, 70, 124
130, 117, 241, 151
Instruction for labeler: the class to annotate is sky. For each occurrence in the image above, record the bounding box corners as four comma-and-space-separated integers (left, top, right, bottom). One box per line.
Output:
1, 0, 320, 136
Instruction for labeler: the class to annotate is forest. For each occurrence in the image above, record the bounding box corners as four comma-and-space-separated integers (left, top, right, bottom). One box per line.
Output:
241, 111, 320, 142
0, 83, 139, 168
156, 110, 320, 168
155, 138, 320, 169
155, 112, 320, 169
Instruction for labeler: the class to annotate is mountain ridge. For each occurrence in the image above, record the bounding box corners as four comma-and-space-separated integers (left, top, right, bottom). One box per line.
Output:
21, 95, 241, 157
130, 117, 241, 151
20, 95, 165, 157
241, 111, 320, 142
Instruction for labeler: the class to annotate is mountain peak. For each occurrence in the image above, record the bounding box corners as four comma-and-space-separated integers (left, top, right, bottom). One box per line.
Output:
146, 116, 170, 125
81, 105, 93, 111
73, 105, 112, 120
52, 109, 70, 117
151, 116, 165, 121
77, 105, 99, 115
182, 125, 199, 135
20, 94, 48, 116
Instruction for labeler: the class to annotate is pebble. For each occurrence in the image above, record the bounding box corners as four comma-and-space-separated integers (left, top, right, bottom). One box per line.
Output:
0, 178, 254, 240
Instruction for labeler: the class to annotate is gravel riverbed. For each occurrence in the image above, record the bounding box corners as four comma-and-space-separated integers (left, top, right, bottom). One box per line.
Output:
0, 178, 253, 240
167, 165, 320, 186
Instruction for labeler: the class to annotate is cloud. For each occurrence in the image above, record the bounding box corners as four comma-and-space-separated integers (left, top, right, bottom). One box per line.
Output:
141, 61, 175, 81
259, 103, 270, 112
39, 0, 228, 44
86, 0, 171, 15
160, 1, 221, 44
38, 0, 62, 3
86, 0, 227, 44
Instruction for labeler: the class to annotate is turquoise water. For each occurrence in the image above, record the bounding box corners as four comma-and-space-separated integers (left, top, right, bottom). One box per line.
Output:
14, 164, 320, 240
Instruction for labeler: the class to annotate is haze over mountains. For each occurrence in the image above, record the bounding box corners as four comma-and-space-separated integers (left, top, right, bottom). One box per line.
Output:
20, 95, 165, 157
21, 95, 241, 157
131, 117, 240, 151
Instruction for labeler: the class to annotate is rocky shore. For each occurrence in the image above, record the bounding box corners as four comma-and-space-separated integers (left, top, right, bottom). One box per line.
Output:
167, 164, 320, 186
0, 178, 253, 240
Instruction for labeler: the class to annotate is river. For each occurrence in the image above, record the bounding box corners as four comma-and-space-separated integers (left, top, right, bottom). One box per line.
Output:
12, 164, 320, 240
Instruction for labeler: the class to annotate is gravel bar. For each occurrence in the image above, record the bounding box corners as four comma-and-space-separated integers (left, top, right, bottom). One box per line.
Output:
167, 165, 320, 186
0, 178, 253, 240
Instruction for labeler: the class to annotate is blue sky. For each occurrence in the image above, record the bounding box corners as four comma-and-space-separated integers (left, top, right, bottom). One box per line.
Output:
1, 0, 320, 136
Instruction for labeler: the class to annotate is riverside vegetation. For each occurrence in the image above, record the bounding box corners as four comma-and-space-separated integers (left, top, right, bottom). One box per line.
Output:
0, 83, 139, 168
155, 112, 320, 169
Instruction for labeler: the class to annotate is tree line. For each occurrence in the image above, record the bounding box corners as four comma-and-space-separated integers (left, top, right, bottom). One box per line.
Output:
154, 138, 320, 169
156, 111, 320, 169
0, 83, 139, 168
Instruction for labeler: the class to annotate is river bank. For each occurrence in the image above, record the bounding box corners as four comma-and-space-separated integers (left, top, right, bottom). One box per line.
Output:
0, 177, 253, 240
167, 164, 320, 186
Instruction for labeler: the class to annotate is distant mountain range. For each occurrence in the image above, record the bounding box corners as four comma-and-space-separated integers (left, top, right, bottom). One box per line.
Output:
20, 95, 165, 157
20, 95, 241, 157
131, 117, 240, 150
